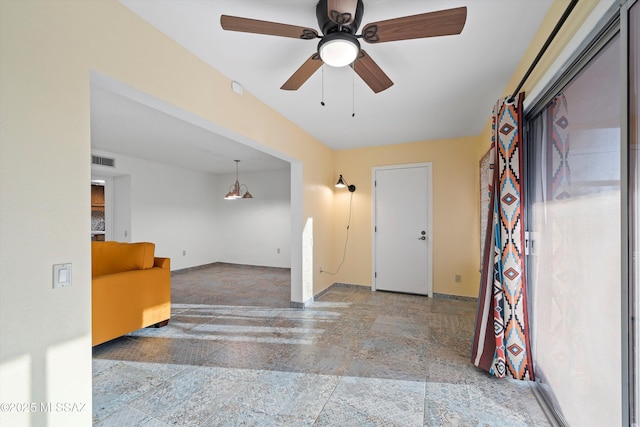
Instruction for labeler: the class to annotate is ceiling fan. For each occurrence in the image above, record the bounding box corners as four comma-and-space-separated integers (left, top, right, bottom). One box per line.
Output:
220, 0, 467, 93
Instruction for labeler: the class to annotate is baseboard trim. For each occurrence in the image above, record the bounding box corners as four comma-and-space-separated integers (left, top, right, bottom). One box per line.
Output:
333, 282, 372, 291
299, 283, 480, 307
433, 292, 477, 302
289, 282, 371, 309
172, 262, 291, 276
171, 263, 218, 275
289, 299, 311, 309
214, 262, 291, 272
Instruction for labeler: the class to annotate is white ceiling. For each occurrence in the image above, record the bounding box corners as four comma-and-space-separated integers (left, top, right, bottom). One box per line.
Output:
91, 84, 290, 174
92, 0, 553, 173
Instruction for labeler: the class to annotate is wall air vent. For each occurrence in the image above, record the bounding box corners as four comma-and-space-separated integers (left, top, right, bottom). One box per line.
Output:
92, 155, 115, 168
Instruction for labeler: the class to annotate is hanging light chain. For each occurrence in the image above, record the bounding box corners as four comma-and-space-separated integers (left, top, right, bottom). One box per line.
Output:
352, 65, 356, 118
321, 64, 325, 106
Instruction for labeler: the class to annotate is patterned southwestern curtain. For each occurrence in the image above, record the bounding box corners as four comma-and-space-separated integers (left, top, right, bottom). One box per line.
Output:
548, 94, 571, 201
471, 93, 534, 380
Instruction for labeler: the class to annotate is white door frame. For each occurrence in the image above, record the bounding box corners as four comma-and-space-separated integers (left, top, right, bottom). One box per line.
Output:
91, 175, 114, 241
371, 162, 433, 297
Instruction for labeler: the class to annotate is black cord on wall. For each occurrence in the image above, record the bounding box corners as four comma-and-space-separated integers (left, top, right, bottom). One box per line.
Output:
320, 191, 353, 275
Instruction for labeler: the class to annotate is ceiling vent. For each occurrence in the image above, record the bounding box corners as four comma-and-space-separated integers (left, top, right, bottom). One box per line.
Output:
92, 155, 115, 168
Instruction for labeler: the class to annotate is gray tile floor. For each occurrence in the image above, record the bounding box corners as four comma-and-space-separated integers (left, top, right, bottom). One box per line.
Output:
92, 264, 551, 426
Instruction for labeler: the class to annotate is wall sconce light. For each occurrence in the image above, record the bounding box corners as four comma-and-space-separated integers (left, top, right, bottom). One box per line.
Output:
224, 160, 253, 200
335, 174, 356, 192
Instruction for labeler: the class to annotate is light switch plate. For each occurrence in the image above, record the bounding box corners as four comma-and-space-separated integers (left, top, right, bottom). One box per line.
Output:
53, 263, 72, 289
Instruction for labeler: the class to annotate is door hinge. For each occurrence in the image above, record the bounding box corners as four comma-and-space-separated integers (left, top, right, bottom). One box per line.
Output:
375, 272, 377, 278
375, 226, 377, 232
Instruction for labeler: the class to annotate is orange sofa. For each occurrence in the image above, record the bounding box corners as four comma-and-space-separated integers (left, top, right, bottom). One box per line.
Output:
91, 241, 171, 346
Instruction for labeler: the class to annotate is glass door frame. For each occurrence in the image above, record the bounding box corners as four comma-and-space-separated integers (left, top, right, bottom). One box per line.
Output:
522, 0, 637, 423
623, 1, 638, 425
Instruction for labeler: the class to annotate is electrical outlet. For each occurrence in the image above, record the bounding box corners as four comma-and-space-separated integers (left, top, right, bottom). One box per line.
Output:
182, 250, 186, 256
277, 248, 280, 254
319, 266, 323, 274
455, 274, 461, 283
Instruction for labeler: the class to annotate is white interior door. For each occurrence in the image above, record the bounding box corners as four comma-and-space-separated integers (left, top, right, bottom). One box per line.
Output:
373, 164, 432, 296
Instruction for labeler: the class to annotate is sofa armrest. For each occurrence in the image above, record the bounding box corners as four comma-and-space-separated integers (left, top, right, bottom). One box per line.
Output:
154, 257, 170, 269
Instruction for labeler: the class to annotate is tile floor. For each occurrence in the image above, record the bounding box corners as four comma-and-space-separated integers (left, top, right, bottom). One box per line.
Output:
92, 264, 551, 426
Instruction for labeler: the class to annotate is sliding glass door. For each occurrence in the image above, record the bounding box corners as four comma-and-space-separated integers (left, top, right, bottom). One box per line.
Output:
525, 1, 640, 423
526, 31, 622, 426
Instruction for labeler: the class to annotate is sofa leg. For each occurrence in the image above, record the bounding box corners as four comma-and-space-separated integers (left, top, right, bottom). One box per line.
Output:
153, 319, 169, 328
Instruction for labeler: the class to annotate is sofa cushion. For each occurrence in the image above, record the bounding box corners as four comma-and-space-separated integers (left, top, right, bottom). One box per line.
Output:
92, 241, 155, 278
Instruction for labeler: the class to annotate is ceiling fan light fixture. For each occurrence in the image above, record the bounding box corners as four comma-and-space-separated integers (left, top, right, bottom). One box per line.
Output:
318, 32, 360, 67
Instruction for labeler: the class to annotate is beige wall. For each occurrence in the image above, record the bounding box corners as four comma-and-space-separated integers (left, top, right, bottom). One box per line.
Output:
0, 1, 333, 425
326, 0, 602, 299
331, 137, 482, 297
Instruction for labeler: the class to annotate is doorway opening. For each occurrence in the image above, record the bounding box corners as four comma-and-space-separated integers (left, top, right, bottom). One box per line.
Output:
90, 71, 304, 304
91, 180, 105, 241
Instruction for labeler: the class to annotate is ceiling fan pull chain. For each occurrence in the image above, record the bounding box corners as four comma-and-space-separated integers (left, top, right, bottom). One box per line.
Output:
352, 66, 356, 117
321, 64, 326, 106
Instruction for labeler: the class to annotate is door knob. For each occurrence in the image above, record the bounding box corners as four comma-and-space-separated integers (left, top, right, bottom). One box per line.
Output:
418, 236, 426, 240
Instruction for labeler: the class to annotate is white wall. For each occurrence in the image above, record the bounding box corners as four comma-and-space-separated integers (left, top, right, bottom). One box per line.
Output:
112, 175, 131, 242
215, 168, 291, 268
92, 149, 219, 271
92, 150, 291, 270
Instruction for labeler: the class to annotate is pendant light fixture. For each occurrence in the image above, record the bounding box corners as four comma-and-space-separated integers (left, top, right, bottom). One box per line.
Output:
224, 160, 253, 200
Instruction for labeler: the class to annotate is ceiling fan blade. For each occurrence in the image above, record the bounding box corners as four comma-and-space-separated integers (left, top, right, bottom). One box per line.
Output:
352, 50, 393, 93
221, 15, 318, 40
327, 0, 358, 26
361, 6, 467, 43
281, 53, 323, 91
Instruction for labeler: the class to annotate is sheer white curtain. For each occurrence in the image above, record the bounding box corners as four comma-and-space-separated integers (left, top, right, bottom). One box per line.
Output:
527, 34, 621, 426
